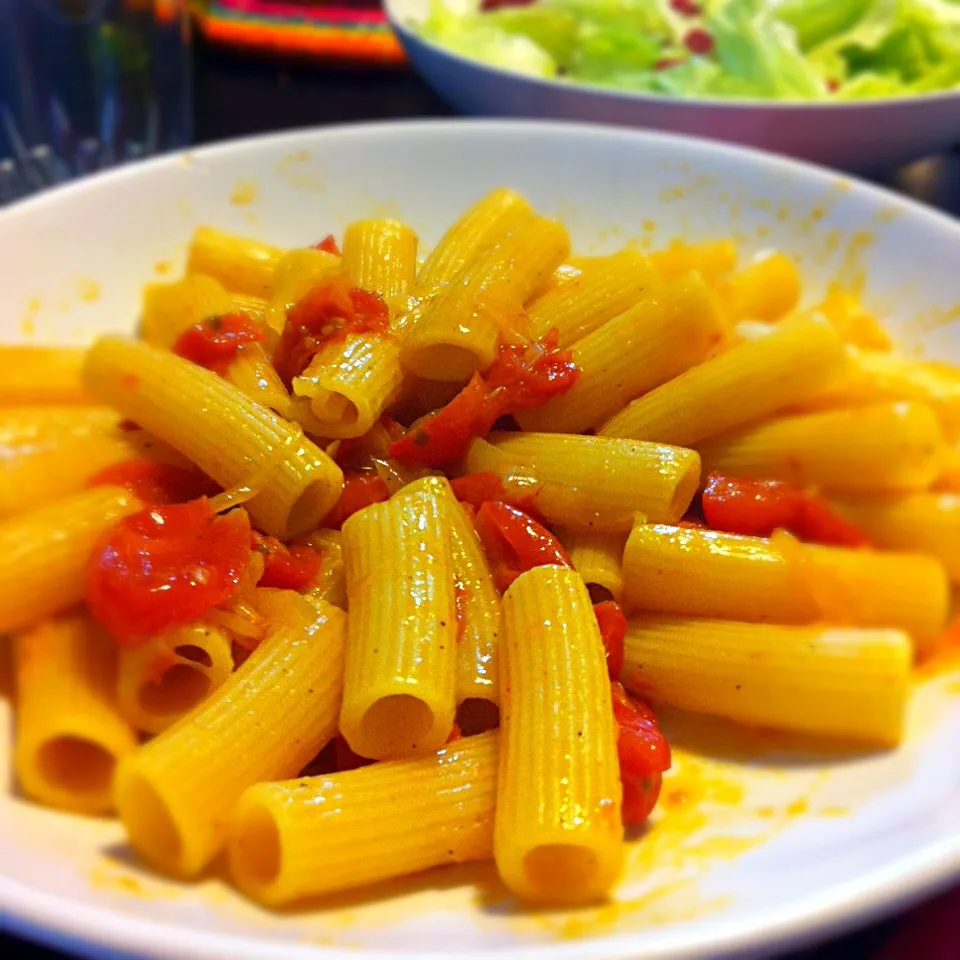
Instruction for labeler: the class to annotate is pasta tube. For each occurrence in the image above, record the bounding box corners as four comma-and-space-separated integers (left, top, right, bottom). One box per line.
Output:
83, 337, 343, 538
621, 523, 948, 655
561, 529, 628, 602
14, 612, 137, 815
414, 187, 533, 292
116, 623, 235, 734
719, 252, 802, 323
113, 595, 346, 878
340, 478, 458, 758
140, 274, 234, 348
598, 313, 848, 447
0, 346, 93, 405
292, 334, 404, 439
697, 402, 946, 493
264, 248, 341, 335
224, 343, 291, 414
517, 274, 725, 433
526, 249, 660, 347
227, 731, 497, 906
829, 493, 960, 583
622, 616, 911, 746
342, 219, 418, 299
187, 226, 284, 298
0, 486, 141, 635
496, 566, 623, 904
649, 239, 738, 283
466, 433, 700, 531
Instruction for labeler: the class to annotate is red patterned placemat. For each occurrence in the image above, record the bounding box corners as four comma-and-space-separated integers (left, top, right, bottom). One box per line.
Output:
194, 0, 406, 65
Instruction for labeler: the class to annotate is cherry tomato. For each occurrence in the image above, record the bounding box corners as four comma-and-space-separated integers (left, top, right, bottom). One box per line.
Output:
88, 458, 219, 506
251, 532, 321, 591
87, 500, 252, 646
622, 775, 664, 827
594, 601, 627, 680
484, 329, 580, 411
473, 501, 571, 593
312, 234, 341, 257
323, 471, 391, 529
450, 471, 547, 522
173, 313, 266, 375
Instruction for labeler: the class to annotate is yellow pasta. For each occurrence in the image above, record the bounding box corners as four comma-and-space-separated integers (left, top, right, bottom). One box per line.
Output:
400, 217, 570, 381
140, 274, 235, 348
227, 731, 497, 906
230, 292, 269, 324
116, 624, 235, 734
340, 477, 458, 758
622, 616, 911, 746
186, 226, 285, 298
496, 566, 623, 904
517, 274, 725, 434
719, 252, 802, 323
113, 595, 346, 878
829, 493, 960, 583
621, 523, 948, 655
14, 612, 137, 815
818, 285, 893, 351
526, 248, 661, 347
466, 433, 700, 531
83, 337, 343, 538
0, 486, 141, 636
561, 529, 628, 602
0, 346, 94, 405
649, 238, 739, 283
292, 334, 404, 439
697, 402, 946, 493
414, 187, 533, 292
598, 313, 848, 447
263, 248, 342, 335
342, 219, 418, 299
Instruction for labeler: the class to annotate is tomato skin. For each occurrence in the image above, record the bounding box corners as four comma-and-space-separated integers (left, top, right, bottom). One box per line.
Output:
273, 277, 390, 386
88, 459, 219, 506
702, 473, 870, 548
172, 314, 266, 375
86, 500, 252, 646
594, 601, 627, 680
252, 532, 321, 591
323, 471, 391, 529
473, 501, 571, 593
450, 471, 547, 522
388, 331, 580, 467
313, 234, 341, 257
610, 681, 671, 826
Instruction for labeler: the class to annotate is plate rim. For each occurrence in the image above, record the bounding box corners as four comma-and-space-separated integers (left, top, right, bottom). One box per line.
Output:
3, 118, 960, 960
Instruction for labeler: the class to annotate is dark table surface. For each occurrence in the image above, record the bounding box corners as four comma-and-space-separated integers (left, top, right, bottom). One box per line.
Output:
7, 35, 960, 960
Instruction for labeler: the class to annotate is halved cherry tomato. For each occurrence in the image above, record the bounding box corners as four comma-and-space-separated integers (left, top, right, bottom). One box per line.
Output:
87, 500, 252, 645
450, 471, 546, 522
313, 234, 341, 257
611, 681, 671, 827
388, 331, 580, 467
173, 313, 266, 375
251, 532, 321, 591
473, 501, 571, 593
594, 601, 627, 680
702, 473, 869, 548
273, 276, 390, 386
323, 471, 391, 529
88, 458, 219, 506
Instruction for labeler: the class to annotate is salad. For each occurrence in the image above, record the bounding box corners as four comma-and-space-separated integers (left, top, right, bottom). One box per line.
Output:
419, 0, 960, 101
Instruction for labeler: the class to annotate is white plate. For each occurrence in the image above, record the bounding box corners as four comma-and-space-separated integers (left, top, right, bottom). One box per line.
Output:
3, 120, 960, 960
386, 0, 960, 172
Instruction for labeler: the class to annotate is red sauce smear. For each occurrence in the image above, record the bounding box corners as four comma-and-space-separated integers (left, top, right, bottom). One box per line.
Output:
252, 532, 321, 591
324, 471, 391, 529
173, 313, 266, 376
273, 276, 390, 387
312, 234, 342, 257
388, 330, 580, 467
612, 681, 671, 826
86, 500, 252, 646
88, 458, 219, 506
702, 473, 869, 548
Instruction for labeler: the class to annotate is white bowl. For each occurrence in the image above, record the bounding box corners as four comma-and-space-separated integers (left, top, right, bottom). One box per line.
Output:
386, 0, 960, 172
3, 119, 960, 960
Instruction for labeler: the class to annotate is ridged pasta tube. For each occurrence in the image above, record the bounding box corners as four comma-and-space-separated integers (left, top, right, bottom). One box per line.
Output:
0, 346, 93, 405
186, 226, 284, 298
342, 219, 418, 299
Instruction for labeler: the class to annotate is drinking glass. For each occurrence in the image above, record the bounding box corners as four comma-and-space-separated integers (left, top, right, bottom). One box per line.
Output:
0, 0, 192, 203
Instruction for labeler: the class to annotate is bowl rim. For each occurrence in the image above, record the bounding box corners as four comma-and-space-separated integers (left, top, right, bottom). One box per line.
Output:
384, 0, 960, 113
3, 118, 960, 960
